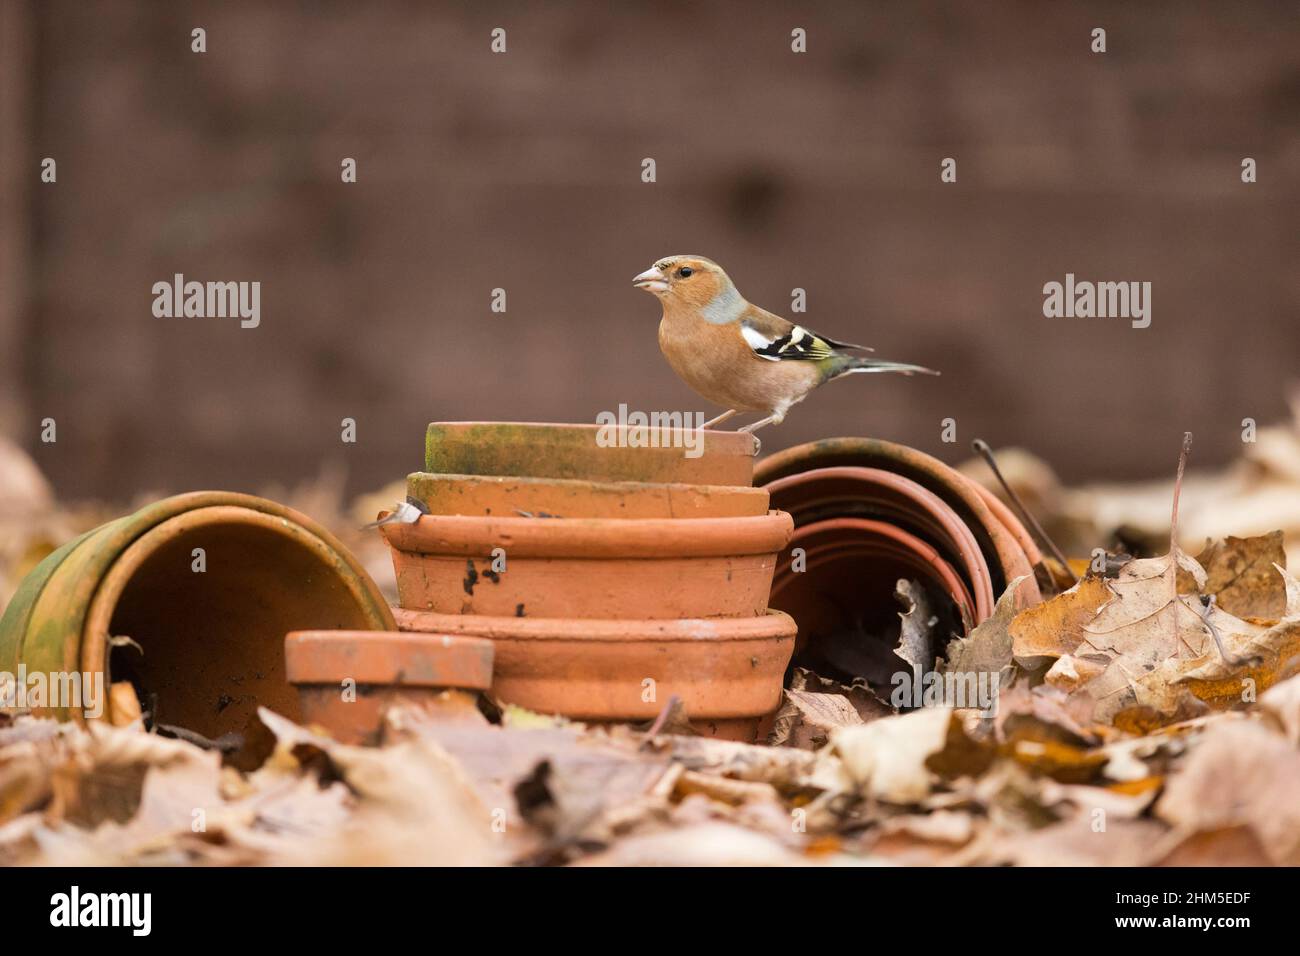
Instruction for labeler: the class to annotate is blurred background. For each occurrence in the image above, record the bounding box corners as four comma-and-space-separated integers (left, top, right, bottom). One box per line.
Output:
1, 0, 1298, 507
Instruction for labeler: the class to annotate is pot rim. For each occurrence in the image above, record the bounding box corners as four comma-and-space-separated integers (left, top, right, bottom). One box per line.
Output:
285, 630, 494, 688
772, 515, 978, 630
761, 465, 995, 619
0, 491, 394, 724
81, 505, 389, 720
755, 438, 1040, 605
424, 421, 759, 486
426, 420, 752, 441
424, 421, 757, 461
392, 607, 797, 642
407, 471, 770, 499
381, 509, 794, 558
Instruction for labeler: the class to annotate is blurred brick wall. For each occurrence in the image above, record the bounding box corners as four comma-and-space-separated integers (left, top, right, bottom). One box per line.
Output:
6, 0, 1299, 502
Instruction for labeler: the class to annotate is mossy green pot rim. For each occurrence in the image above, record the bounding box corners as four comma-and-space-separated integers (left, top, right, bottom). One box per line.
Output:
0, 491, 395, 728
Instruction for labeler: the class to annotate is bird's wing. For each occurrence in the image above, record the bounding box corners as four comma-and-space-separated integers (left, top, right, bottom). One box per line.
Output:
739, 310, 871, 363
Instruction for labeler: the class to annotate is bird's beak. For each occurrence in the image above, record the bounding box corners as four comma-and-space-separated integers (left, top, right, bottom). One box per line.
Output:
632, 266, 669, 294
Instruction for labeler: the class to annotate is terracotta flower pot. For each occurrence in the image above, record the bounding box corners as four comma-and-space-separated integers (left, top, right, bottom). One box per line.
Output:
755, 439, 1042, 607
770, 517, 977, 682
383, 511, 794, 619
424, 422, 755, 487
774, 516, 979, 634
407, 472, 769, 519
762, 466, 996, 625
285, 630, 493, 745
393, 607, 797, 742
754, 442, 1042, 687
0, 492, 394, 736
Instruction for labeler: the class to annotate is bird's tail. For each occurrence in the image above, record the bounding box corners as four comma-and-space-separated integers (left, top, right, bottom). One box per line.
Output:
830, 355, 940, 379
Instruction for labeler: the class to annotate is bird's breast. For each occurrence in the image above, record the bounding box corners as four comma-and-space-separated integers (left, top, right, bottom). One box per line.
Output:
658, 314, 813, 411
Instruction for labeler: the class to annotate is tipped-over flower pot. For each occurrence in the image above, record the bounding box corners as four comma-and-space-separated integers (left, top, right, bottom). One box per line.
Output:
765, 466, 997, 627
755, 439, 1042, 687
0, 492, 394, 739
755, 439, 1041, 607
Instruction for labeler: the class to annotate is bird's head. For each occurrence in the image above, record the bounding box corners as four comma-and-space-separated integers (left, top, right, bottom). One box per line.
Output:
632, 255, 738, 313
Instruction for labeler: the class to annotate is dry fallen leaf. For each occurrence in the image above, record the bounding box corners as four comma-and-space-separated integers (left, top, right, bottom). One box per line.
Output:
772, 688, 864, 750
867, 810, 979, 865
895, 578, 938, 683
766, 667, 892, 749
1097, 563, 1300, 721
943, 575, 1028, 684
1009, 574, 1112, 666
572, 821, 809, 867
972, 813, 1167, 867
995, 682, 1099, 749
1193, 531, 1288, 621
1155, 718, 1300, 866
830, 707, 982, 804
1037, 436, 1300, 725
1153, 824, 1273, 866
1259, 671, 1300, 744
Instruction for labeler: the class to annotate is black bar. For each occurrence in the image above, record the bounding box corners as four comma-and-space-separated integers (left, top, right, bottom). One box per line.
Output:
5, 866, 1278, 940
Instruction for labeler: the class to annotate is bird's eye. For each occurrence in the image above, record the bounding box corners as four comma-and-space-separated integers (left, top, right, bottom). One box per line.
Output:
677, 267, 694, 278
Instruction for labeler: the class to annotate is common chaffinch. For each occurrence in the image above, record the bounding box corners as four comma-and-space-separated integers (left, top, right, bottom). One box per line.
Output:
633, 255, 938, 434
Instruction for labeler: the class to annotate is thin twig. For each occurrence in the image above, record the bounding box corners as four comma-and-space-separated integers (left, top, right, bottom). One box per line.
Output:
641, 695, 683, 742
155, 723, 243, 753
971, 439, 1075, 583
1170, 432, 1192, 553
1169, 433, 1193, 656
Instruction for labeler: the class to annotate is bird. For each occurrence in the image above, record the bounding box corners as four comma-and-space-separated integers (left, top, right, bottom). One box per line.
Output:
633, 255, 937, 438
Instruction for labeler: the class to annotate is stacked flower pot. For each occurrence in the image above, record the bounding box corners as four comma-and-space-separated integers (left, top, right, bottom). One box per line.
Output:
384, 422, 797, 741
755, 438, 1043, 682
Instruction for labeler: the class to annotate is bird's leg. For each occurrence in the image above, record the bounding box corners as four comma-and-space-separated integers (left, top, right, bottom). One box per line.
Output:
737, 415, 776, 434
702, 409, 737, 429
737, 404, 787, 435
